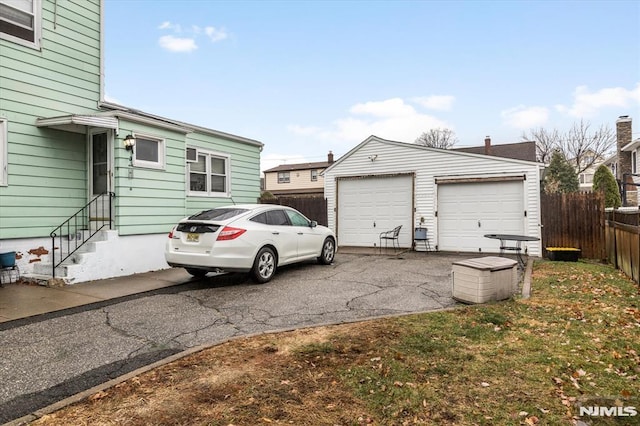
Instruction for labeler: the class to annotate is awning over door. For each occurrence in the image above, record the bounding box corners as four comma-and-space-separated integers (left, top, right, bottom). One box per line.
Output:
36, 115, 119, 134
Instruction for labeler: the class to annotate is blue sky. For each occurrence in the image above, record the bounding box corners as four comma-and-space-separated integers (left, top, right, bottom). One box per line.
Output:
104, 0, 640, 171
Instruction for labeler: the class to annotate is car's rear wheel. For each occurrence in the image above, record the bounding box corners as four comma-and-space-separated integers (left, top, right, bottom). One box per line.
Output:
318, 237, 335, 265
185, 268, 207, 278
251, 247, 276, 283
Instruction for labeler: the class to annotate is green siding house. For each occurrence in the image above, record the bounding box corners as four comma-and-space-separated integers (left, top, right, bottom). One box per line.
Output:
0, 0, 263, 283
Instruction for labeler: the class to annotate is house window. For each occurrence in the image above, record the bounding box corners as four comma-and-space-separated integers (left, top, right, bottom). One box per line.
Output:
579, 173, 593, 185
0, 0, 41, 49
278, 172, 290, 184
188, 148, 229, 196
310, 169, 318, 182
0, 119, 6, 186
133, 134, 165, 169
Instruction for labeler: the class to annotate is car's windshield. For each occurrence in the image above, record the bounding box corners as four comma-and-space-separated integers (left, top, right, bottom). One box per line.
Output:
188, 208, 249, 221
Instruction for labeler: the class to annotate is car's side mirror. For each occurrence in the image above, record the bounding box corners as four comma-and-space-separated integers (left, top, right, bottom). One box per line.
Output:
309, 220, 317, 228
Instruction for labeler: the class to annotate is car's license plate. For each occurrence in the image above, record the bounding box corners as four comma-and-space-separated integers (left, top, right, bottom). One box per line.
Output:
186, 233, 199, 242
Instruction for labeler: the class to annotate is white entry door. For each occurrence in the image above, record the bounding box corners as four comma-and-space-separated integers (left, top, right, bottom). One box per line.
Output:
337, 175, 413, 248
437, 180, 524, 253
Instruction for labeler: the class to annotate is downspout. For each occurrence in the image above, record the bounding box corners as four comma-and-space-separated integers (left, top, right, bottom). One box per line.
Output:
98, 0, 105, 105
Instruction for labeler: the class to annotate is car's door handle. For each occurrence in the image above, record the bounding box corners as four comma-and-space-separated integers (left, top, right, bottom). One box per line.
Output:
297, 232, 304, 235
272, 232, 279, 235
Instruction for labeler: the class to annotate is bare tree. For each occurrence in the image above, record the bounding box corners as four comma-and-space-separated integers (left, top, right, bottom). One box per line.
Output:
564, 120, 615, 174
522, 120, 616, 173
521, 127, 561, 164
415, 128, 458, 149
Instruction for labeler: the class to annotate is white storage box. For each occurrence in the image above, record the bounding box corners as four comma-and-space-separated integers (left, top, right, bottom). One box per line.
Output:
451, 256, 518, 304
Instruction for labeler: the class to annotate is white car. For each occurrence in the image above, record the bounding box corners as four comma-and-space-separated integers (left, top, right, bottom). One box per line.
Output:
165, 204, 336, 283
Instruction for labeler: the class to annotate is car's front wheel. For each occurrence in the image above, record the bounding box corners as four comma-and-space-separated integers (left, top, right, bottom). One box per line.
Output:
185, 268, 207, 278
251, 247, 276, 283
318, 237, 335, 265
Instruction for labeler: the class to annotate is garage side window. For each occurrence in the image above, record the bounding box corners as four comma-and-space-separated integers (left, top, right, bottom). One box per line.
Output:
0, 0, 41, 49
0, 118, 6, 186
188, 148, 230, 197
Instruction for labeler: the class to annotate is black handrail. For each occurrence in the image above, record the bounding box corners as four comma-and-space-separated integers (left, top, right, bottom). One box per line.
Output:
50, 192, 115, 278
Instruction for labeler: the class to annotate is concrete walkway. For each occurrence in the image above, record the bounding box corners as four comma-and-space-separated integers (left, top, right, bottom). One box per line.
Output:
0, 268, 191, 323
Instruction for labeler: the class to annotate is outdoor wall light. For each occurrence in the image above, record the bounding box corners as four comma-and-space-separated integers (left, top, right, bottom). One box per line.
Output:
123, 134, 136, 151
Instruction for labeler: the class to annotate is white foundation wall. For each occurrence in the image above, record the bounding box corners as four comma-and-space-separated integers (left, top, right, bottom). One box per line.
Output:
0, 236, 52, 276
0, 232, 172, 284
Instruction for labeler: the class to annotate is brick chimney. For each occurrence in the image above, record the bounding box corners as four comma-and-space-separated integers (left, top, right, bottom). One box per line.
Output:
616, 116, 632, 180
484, 136, 491, 155
328, 151, 334, 164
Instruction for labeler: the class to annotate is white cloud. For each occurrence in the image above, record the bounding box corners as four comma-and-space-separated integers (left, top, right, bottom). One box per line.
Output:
288, 97, 450, 145
412, 95, 456, 111
158, 35, 197, 53
205, 26, 228, 42
557, 83, 640, 117
349, 98, 416, 118
158, 21, 181, 32
501, 105, 549, 129
158, 21, 228, 52
103, 92, 121, 105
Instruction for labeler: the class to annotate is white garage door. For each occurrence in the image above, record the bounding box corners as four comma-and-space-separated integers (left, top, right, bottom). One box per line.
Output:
438, 180, 524, 253
338, 175, 413, 248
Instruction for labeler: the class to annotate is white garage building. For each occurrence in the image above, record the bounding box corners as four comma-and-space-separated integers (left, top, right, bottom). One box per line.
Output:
323, 136, 545, 256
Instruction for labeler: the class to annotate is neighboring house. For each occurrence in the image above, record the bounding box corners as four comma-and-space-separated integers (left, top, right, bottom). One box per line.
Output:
572, 150, 606, 192
603, 116, 639, 206
454, 137, 538, 162
263, 151, 334, 196
323, 136, 544, 256
0, 0, 263, 283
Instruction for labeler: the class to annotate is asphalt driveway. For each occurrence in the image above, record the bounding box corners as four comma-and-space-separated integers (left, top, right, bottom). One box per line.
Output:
0, 252, 473, 423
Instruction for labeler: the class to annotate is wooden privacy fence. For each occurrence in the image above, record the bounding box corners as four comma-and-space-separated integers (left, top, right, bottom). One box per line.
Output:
540, 192, 605, 260
605, 209, 639, 283
260, 196, 328, 226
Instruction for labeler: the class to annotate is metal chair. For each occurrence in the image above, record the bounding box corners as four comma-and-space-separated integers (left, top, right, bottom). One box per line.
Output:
414, 227, 432, 252
379, 225, 402, 253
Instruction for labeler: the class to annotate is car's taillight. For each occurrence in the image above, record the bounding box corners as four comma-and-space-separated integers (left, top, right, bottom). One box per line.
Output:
168, 227, 177, 239
216, 226, 246, 241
